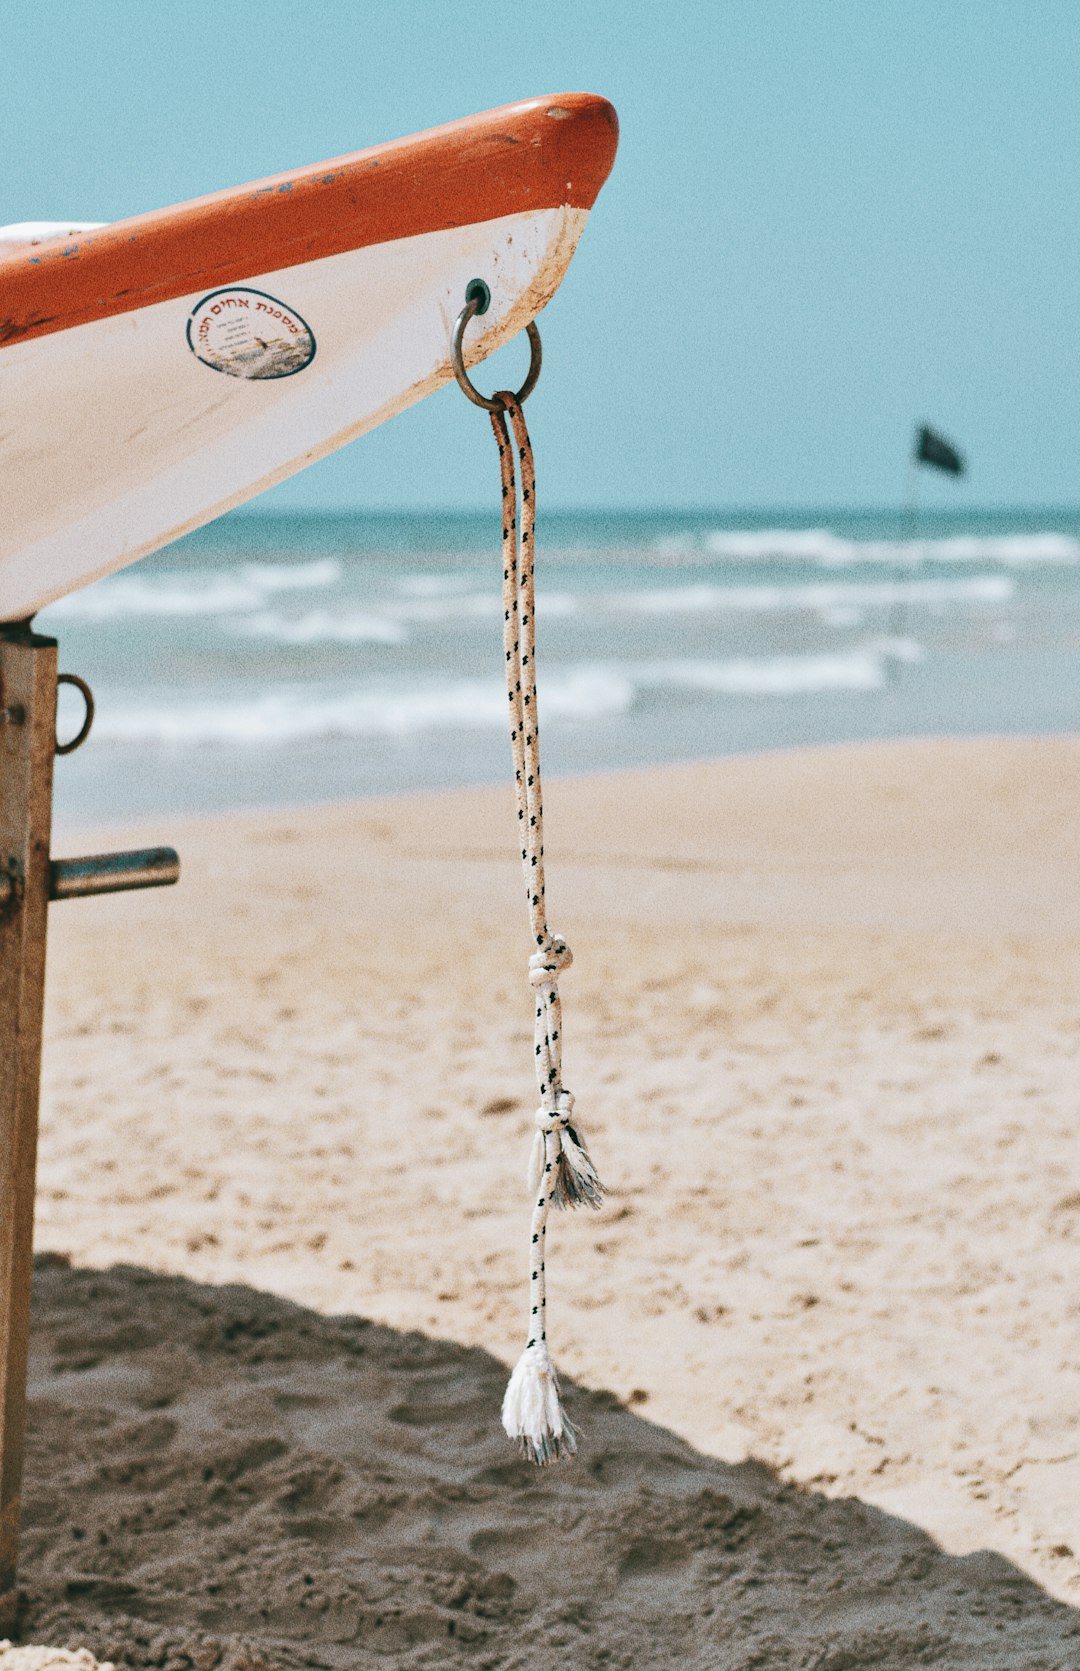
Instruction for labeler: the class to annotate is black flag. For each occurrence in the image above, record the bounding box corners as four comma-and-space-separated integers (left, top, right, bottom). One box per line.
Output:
915, 424, 965, 476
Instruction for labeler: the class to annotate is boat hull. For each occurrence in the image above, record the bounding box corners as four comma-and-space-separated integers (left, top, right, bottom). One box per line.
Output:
0, 95, 616, 621
0, 206, 585, 620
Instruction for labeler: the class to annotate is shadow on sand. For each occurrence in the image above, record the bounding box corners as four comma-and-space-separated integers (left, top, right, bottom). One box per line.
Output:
15, 1255, 1080, 1670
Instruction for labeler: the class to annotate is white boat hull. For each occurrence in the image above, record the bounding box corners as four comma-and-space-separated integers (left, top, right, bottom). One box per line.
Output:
0, 206, 586, 622
0, 94, 618, 620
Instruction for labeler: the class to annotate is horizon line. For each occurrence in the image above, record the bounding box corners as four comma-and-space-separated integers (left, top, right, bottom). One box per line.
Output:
226, 502, 1080, 520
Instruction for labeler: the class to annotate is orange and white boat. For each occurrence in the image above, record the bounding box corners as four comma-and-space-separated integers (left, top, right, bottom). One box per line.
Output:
0, 94, 618, 624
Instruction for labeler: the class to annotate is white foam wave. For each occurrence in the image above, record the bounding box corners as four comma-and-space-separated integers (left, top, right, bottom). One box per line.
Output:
397, 573, 476, 597
38, 529, 1080, 635
46, 574, 263, 620
229, 590, 583, 643
89, 667, 635, 746
393, 590, 580, 622
42, 553, 1020, 637
235, 609, 406, 645
88, 642, 924, 747
614, 574, 1014, 614
239, 559, 342, 591
703, 529, 1080, 566
219, 573, 1009, 647
44, 559, 341, 621
634, 638, 924, 696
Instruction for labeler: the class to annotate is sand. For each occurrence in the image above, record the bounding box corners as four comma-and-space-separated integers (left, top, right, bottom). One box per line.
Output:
0, 1645, 112, 1670
13, 737, 1080, 1666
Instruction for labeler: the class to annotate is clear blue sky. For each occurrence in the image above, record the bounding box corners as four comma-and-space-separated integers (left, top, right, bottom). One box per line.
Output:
3, 2, 1078, 511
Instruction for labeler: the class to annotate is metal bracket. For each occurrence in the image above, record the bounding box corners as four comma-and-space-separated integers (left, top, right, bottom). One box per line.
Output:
0, 849, 180, 912
50, 847, 180, 901
54, 673, 94, 756
0, 859, 23, 922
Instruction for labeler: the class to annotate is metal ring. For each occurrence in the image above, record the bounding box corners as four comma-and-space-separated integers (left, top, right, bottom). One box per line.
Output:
450, 295, 542, 412
55, 673, 94, 756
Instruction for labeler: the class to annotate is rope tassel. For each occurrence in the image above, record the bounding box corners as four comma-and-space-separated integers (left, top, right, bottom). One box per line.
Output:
502, 1341, 577, 1465
488, 392, 604, 1465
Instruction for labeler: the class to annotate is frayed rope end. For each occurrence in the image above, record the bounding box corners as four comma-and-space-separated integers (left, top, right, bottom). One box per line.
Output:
502, 1341, 577, 1466
530, 1095, 605, 1212
550, 1124, 604, 1211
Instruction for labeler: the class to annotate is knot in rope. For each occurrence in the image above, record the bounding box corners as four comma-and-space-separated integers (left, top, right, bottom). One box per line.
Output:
534, 1089, 576, 1133
528, 935, 573, 988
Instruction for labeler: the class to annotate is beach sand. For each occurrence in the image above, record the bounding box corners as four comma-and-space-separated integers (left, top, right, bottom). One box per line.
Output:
14, 737, 1080, 1666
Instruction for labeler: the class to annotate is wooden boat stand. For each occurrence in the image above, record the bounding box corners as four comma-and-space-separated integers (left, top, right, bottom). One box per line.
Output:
0, 621, 179, 1631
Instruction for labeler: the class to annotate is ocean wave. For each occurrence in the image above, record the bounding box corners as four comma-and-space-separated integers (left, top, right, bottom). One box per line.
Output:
239, 559, 342, 591
88, 667, 636, 745
392, 590, 580, 622
612, 574, 1014, 613
703, 529, 1080, 566
87, 643, 924, 747
225, 590, 582, 642
633, 639, 923, 696
235, 609, 407, 645
42, 553, 1019, 637
218, 574, 1010, 646
39, 530, 1080, 636
396, 573, 477, 597
44, 558, 341, 620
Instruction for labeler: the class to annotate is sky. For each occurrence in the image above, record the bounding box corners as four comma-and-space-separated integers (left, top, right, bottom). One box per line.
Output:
3, 2, 1079, 512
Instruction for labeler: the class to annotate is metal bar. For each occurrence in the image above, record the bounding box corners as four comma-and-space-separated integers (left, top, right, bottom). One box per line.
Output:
0, 624, 57, 1632
50, 847, 180, 902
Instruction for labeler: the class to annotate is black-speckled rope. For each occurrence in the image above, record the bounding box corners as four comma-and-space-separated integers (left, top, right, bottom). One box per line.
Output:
488, 391, 603, 1466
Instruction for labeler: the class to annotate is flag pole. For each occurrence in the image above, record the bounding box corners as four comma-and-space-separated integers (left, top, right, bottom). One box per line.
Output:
886, 445, 921, 684
889, 424, 965, 688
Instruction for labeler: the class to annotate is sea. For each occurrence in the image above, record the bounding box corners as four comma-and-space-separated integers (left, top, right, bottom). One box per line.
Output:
38, 506, 1080, 825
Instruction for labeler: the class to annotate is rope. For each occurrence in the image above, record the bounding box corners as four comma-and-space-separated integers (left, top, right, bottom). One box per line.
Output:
490, 392, 603, 1465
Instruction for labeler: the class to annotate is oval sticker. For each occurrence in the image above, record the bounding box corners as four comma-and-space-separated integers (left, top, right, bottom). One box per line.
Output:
187, 287, 316, 379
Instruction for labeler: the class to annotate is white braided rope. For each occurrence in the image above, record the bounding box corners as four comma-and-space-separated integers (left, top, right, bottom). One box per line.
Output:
489, 392, 603, 1466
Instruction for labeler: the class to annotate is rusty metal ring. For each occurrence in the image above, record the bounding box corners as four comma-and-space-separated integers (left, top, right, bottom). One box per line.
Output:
451, 294, 542, 413
55, 673, 94, 756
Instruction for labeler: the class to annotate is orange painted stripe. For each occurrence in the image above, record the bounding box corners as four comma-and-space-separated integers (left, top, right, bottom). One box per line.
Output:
0, 93, 618, 351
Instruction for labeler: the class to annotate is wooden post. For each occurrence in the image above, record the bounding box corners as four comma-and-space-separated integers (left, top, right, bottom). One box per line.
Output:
0, 624, 57, 1633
